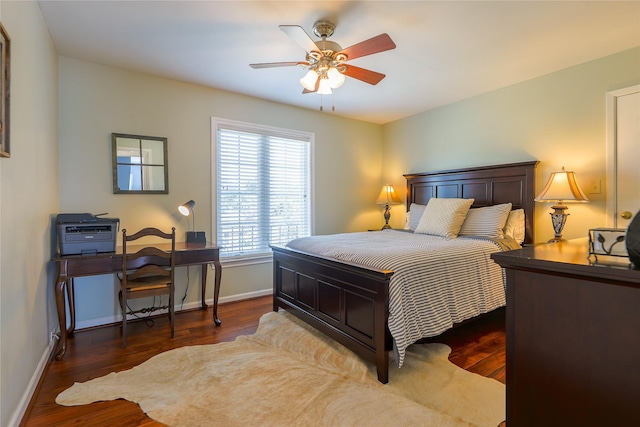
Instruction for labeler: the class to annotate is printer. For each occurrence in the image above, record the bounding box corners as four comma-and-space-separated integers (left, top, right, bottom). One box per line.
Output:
56, 213, 120, 256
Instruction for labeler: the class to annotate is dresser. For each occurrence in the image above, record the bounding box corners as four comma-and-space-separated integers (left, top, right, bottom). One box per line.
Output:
491, 238, 639, 427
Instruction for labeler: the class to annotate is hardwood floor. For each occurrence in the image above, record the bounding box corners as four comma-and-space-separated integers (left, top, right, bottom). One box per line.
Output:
21, 296, 505, 426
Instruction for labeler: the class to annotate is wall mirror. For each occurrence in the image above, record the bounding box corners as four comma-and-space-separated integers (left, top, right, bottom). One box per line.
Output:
112, 133, 168, 194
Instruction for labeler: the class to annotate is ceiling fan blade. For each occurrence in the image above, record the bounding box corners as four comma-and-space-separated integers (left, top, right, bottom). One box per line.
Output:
342, 64, 386, 85
250, 61, 308, 69
279, 25, 321, 54
337, 33, 396, 61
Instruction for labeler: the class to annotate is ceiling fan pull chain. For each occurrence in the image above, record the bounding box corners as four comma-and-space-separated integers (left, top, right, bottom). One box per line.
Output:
332, 93, 335, 112
320, 94, 324, 111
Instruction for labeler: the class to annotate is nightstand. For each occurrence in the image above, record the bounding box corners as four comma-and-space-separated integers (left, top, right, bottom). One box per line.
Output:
491, 238, 639, 426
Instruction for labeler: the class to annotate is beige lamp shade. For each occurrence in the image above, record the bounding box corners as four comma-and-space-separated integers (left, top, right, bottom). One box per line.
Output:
535, 167, 588, 242
376, 185, 402, 205
535, 168, 589, 202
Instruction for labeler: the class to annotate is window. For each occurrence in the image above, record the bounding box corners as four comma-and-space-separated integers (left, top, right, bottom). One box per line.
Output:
212, 118, 313, 260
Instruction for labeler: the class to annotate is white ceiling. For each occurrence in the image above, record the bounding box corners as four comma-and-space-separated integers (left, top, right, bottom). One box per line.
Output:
38, 0, 640, 124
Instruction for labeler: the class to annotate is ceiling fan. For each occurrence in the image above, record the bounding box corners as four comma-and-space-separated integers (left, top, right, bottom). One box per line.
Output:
250, 20, 396, 96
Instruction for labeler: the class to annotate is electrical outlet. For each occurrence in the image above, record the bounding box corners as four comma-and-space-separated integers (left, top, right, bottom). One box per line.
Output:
50, 330, 59, 342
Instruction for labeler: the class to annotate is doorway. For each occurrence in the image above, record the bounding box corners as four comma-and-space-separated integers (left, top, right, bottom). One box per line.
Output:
606, 84, 640, 228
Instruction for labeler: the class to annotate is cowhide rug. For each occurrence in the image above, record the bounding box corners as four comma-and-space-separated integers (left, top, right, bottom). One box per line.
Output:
57, 310, 505, 426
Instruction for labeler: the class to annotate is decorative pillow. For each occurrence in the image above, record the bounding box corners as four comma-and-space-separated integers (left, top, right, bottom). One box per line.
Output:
414, 198, 475, 238
503, 208, 525, 244
459, 203, 512, 239
405, 203, 427, 231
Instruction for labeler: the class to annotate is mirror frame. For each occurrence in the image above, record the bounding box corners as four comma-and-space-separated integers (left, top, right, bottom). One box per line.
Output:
111, 133, 169, 194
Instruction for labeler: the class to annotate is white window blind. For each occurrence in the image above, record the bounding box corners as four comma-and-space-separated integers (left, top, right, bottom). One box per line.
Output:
213, 118, 312, 259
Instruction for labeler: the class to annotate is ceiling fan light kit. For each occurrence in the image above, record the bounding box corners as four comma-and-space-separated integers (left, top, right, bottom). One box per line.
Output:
326, 67, 345, 88
250, 20, 396, 109
300, 70, 318, 91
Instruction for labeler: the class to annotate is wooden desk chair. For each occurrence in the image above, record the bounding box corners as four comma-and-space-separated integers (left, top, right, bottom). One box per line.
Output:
119, 227, 176, 348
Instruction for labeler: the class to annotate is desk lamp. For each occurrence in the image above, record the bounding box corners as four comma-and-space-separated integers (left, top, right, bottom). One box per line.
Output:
535, 167, 589, 242
375, 185, 402, 230
179, 200, 206, 244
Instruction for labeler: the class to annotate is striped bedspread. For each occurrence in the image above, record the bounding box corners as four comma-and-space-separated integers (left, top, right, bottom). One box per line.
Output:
286, 229, 520, 366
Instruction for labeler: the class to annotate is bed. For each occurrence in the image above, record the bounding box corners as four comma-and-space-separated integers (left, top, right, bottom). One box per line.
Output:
272, 161, 538, 383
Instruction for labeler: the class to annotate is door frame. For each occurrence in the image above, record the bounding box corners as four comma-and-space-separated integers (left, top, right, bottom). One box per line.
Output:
606, 84, 640, 227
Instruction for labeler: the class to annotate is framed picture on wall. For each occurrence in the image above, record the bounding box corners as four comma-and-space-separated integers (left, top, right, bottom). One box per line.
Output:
0, 22, 10, 158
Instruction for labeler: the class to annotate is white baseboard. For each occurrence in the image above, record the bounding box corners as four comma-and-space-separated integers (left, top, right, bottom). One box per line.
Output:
217, 288, 272, 304
75, 288, 273, 330
8, 332, 58, 427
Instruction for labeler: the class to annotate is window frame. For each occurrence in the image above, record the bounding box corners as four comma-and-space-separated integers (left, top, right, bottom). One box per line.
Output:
211, 117, 315, 264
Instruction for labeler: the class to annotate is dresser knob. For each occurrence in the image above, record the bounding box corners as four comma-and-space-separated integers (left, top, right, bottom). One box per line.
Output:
621, 211, 633, 220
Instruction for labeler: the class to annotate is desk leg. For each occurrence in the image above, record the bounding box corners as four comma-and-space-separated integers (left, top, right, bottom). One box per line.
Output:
200, 264, 208, 310
213, 260, 222, 326
201, 262, 222, 326
66, 278, 76, 334
54, 276, 68, 360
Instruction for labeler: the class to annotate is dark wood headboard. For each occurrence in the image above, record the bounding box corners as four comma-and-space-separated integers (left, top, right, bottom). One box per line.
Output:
404, 161, 539, 244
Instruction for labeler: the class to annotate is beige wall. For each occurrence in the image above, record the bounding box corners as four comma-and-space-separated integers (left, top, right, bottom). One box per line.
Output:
2, 2, 638, 424
58, 57, 383, 324
382, 47, 640, 242
0, 1, 59, 425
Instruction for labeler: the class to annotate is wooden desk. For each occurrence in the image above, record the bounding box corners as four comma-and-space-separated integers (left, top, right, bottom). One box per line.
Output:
491, 238, 639, 426
53, 242, 221, 360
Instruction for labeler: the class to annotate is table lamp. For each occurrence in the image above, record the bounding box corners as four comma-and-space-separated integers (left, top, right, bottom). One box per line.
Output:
534, 167, 588, 242
376, 185, 402, 230
179, 199, 206, 244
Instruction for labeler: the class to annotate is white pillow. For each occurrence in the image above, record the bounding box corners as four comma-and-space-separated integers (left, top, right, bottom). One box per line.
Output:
503, 208, 525, 244
405, 203, 427, 231
414, 198, 475, 238
459, 203, 512, 239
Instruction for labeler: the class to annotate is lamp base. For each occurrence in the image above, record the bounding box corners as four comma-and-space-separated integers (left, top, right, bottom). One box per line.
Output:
186, 231, 206, 244
548, 237, 566, 243
549, 204, 569, 242
381, 204, 392, 230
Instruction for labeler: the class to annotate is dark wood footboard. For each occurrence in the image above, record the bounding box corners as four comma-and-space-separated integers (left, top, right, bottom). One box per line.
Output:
272, 245, 394, 383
